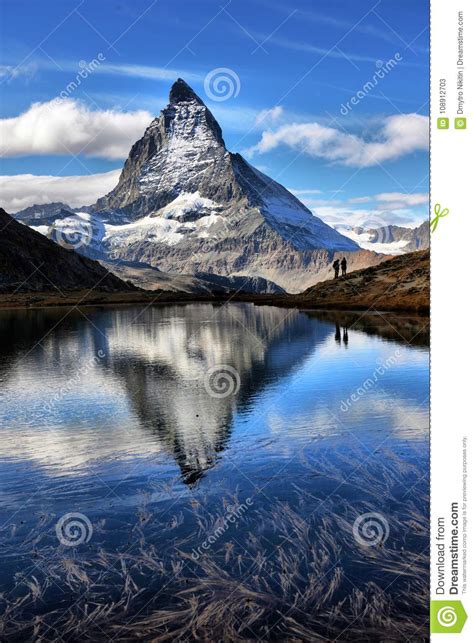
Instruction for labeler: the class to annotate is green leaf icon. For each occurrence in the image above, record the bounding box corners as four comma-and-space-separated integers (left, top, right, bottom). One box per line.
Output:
431, 601, 468, 633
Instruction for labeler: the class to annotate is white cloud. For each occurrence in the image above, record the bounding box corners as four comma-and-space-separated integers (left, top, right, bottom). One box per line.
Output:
313, 204, 422, 229
0, 98, 152, 159
248, 114, 429, 167
375, 192, 428, 205
350, 192, 428, 206
290, 188, 321, 196
254, 106, 284, 126
290, 189, 428, 230
0, 170, 121, 212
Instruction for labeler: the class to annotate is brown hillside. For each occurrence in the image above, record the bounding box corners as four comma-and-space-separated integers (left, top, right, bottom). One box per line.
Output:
296, 249, 429, 313
240, 250, 429, 314
0, 208, 134, 294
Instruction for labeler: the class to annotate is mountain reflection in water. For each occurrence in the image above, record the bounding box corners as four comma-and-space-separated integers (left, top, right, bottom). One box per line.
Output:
0, 304, 428, 486
0, 303, 429, 640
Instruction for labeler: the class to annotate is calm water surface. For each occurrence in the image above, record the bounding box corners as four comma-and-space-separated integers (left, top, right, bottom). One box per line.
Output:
0, 303, 429, 640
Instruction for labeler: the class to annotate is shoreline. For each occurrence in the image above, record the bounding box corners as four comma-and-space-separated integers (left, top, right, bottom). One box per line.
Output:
0, 288, 429, 315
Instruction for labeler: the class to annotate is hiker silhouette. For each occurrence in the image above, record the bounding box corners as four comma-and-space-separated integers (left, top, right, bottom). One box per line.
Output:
343, 326, 349, 346
333, 259, 340, 279
341, 257, 347, 276
335, 322, 341, 344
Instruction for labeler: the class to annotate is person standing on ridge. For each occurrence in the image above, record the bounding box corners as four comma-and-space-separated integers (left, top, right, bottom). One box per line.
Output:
341, 257, 347, 277
333, 259, 340, 279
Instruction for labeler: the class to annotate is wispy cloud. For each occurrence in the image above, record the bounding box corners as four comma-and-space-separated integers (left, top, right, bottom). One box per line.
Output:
289, 188, 322, 197
292, 190, 428, 230
254, 0, 428, 52
84, 62, 202, 83
4, 57, 202, 85
235, 29, 426, 68
247, 113, 428, 167
254, 105, 284, 126
350, 192, 428, 206
253, 32, 385, 64
0, 63, 37, 82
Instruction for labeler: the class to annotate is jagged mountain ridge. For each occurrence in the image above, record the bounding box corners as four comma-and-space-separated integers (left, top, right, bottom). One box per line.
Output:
335, 221, 429, 255
94, 79, 239, 217
15, 202, 75, 225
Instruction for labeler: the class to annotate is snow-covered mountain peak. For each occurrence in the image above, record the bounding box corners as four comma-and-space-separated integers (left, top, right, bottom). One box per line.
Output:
160, 78, 225, 148
137, 96, 227, 197
21, 79, 375, 293
94, 79, 234, 218
94, 78, 354, 255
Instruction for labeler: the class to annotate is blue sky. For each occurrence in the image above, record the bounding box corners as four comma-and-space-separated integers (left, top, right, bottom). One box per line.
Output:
0, 0, 429, 225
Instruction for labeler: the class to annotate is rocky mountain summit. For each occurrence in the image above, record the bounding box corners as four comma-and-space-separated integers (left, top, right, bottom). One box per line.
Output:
13, 79, 387, 293
94, 79, 237, 219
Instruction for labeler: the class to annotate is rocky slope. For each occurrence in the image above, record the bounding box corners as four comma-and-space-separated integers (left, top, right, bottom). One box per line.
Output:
15, 79, 388, 293
100, 260, 285, 294
14, 201, 75, 224
395, 221, 429, 252
0, 208, 133, 293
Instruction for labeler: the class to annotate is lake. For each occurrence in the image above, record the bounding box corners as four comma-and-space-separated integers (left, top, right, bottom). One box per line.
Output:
0, 303, 429, 640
